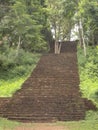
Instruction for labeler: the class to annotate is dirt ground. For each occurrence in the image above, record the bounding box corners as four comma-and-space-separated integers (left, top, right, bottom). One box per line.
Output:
15, 123, 69, 130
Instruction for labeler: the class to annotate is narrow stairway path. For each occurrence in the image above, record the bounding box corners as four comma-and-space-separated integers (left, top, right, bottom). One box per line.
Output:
0, 41, 96, 122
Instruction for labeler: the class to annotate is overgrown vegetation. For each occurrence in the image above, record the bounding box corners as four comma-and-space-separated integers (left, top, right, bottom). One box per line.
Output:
78, 45, 98, 106
0, 47, 41, 97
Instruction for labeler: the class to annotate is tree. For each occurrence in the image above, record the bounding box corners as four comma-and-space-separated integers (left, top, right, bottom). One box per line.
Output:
0, 0, 9, 20
47, 0, 73, 54
0, 0, 48, 54
0, 0, 98, 55
78, 0, 98, 46
62, 0, 98, 56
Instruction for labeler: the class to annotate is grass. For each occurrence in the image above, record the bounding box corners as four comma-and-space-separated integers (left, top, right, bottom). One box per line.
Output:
0, 118, 98, 130
0, 118, 20, 130
59, 120, 98, 130
0, 78, 26, 97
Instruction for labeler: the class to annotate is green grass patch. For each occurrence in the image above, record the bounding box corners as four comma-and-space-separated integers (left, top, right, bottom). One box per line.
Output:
61, 120, 98, 130
0, 78, 26, 97
0, 118, 20, 130
0, 119, 98, 130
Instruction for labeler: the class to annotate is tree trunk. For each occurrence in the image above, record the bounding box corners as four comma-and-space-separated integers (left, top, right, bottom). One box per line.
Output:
81, 19, 86, 57
54, 41, 62, 54
58, 42, 62, 54
91, 33, 95, 46
55, 41, 58, 54
68, 23, 72, 41
15, 36, 21, 57
77, 20, 83, 47
78, 19, 86, 56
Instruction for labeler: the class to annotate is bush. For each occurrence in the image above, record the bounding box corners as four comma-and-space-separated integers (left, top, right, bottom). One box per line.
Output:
0, 47, 41, 69
0, 53, 15, 70
78, 46, 98, 105
0, 48, 41, 97
15, 49, 40, 65
85, 110, 98, 120
0, 48, 41, 80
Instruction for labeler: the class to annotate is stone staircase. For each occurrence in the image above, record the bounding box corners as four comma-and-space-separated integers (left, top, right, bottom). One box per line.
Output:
0, 41, 96, 122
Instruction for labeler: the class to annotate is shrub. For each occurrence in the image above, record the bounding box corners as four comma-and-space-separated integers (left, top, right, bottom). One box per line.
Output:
15, 49, 41, 65
85, 110, 98, 120
0, 47, 41, 69
78, 46, 98, 105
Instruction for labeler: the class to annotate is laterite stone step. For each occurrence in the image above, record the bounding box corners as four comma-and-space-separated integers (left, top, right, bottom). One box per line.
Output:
0, 41, 96, 122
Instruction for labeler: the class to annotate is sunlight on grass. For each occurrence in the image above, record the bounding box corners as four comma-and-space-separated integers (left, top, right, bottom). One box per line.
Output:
0, 78, 26, 97
0, 118, 20, 130
0, 119, 98, 130
57, 120, 98, 130
68, 120, 98, 130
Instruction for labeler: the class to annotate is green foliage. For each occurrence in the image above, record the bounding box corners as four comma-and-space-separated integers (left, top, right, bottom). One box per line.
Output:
15, 49, 41, 65
0, 0, 49, 52
78, 46, 98, 105
47, 0, 72, 41
63, 0, 98, 45
0, 47, 40, 70
0, 48, 40, 97
0, 78, 26, 97
85, 110, 98, 120
57, 120, 98, 130
78, 0, 98, 44
0, 50, 15, 70
0, 118, 20, 130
